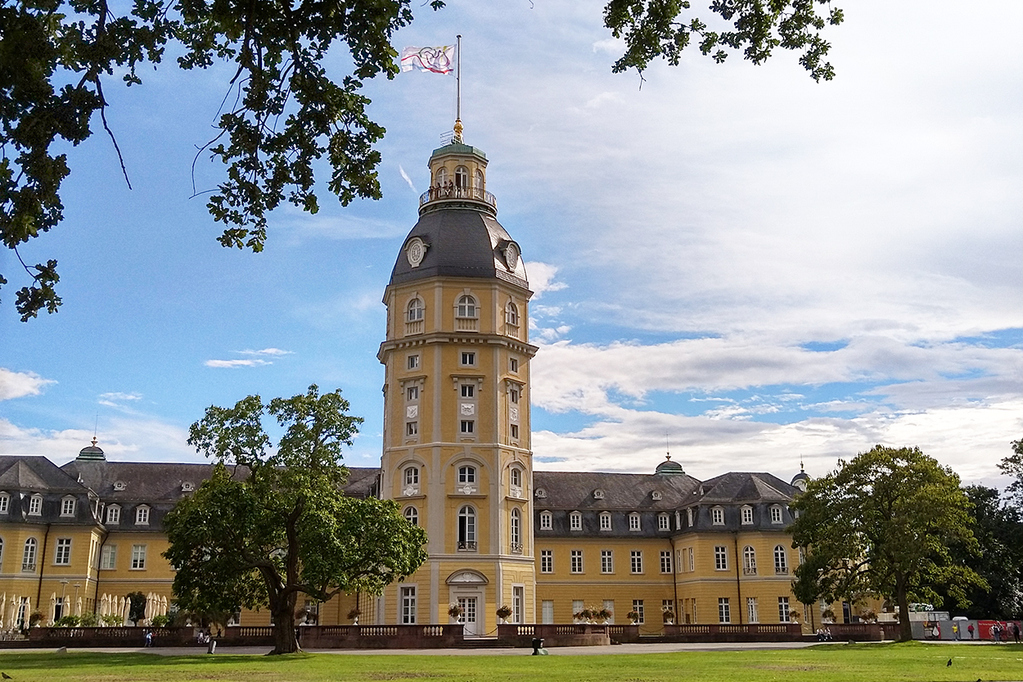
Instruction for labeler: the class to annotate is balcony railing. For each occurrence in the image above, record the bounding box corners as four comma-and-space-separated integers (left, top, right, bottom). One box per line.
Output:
457, 541, 477, 552
775, 566, 789, 575
420, 186, 497, 209
510, 542, 523, 555
455, 317, 478, 332
405, 319, 423, 335
743, 567, 757, 576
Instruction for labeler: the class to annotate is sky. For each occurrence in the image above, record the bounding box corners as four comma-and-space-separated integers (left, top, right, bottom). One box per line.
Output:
1, 0, 1021, 490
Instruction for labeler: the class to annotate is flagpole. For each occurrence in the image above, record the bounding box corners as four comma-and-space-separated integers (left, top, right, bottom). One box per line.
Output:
454, 34, 462, 142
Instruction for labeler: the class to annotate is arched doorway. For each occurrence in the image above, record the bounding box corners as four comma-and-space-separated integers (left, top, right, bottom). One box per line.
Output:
446, 569, 488, 636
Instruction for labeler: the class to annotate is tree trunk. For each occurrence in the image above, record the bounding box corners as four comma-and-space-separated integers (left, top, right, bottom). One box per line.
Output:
895, 577, 913, 642
269, 595, 299, 655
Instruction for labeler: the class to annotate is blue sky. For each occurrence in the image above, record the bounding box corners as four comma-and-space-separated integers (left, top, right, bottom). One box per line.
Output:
1, 0, 1021, 489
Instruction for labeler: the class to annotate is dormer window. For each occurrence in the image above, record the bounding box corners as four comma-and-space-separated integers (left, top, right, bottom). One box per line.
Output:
593, 489, 604, 500
60, 497, 76, 517
181, 482, 195, 492
28, 494, 42, 516
135, 505, 150, 525
106, 505, 121, 524
599, 511, 612, 531
629, 512, 641, 531
741, 506, 754, 525
535, 488, 547, 499
770, 505, 783, 524
113, 481, 126, 491
570, 511, 582, 531
0, 492, 9, 514
651, 491, 662, 501
711, 506, 725, 525
658, 512, 670, 531
539, 510, 552, 529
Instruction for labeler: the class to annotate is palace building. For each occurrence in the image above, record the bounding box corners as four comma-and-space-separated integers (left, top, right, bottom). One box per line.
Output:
0, 126, 810, 634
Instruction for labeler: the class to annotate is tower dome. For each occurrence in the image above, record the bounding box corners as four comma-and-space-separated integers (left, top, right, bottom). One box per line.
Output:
77, 437, 105, 461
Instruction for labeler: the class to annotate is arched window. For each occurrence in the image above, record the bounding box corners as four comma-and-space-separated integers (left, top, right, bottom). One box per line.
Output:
455, 165, 469, 189
106, 505, 121, 524
456, 295, 477, 319
404, 466, 420, 486
407, 297, 424, 322
404, 506, 419, 526
457, 506, 476, 550
629, 512, 641, 531
510, 508, 521, 552
135, 505, 150, 525
774, 545, 788, 574
22, 537, 37, 571
770, 505, 783, 524
539, 511, 552, 530
599, 511, 612, 531
743, 546, 757, 575
475, 169, 484, 190
711, 506, 725, 525
510, 467, 522, 489
570, 511, 582, 531
505, 301, 519, 326
28, 494, 42, 516
741, 505, 753, 525
435, 167, 448, 186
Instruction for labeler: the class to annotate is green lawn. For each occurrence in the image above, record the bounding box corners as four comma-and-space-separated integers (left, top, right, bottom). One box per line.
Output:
0, 643, 1021, 682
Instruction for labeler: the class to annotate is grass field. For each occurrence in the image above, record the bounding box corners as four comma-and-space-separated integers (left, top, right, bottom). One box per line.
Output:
0, 643, 1022, 682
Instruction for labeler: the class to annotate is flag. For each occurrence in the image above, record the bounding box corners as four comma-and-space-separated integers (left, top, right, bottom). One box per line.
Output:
400, 45, 455, 74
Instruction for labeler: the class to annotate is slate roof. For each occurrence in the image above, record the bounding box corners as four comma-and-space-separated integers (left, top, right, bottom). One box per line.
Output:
0, 456, 88, 494
694, 472, 798, 504
389, 209, 528, 289
533, 471, 701, 511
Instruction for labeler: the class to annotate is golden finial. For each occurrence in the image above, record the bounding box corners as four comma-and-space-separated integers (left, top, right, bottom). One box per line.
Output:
453, 118, 463, 143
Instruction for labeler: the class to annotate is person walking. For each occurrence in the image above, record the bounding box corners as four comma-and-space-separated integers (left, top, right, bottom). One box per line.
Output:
1013, 623, 1020, 644
968, 623, 975, 639
952, 623, 959, 640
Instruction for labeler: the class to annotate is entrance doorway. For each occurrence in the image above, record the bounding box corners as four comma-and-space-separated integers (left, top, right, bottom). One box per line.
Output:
457, 596, 480, 636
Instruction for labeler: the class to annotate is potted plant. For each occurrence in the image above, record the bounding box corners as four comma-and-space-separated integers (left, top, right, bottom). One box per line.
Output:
597, 608, 613, 623
789, 609, 801, 624
573, 608, 593, 623
662, 608, 675, 625
496, 605, 512, 623
347, 607, 361, 625
28, 611, 44, 628
821, 608, 835, 623
448, 603, 463, 623
626, 610, 641, 625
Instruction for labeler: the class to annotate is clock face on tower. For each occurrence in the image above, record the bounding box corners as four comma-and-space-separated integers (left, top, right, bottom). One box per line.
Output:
406, 237, 427, 268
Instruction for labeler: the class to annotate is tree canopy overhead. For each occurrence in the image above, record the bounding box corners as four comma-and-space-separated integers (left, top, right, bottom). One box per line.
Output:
789, 445, 985, 641
1, 0, 842, 320
163, 385, 427, 654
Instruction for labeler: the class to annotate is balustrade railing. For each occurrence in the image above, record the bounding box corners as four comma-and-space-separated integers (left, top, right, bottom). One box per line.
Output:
419, 186, 497, 209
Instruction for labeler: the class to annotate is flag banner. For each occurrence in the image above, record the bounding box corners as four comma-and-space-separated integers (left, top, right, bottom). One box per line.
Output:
400, 45, 455, 74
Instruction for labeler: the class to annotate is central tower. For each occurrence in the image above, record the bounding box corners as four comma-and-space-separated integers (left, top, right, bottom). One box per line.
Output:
377, 127, 537, 632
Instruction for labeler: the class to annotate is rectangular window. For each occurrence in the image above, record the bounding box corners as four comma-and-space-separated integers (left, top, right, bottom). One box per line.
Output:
135, 506, 150, 525
632, 600, 645, 624
630, 550, 643, 574
689, 547, 695, 572
458, 466, 476, 483
460, 420, 475, 434
541, 600, 554, 624
61, 498, 75, 517
660, 550, 672, 574
663, 599, 675, 619
461, 383, 475, 398
540, 549, 553, 573
510, 387, 520, 403
0, 494, 8, 513
406, 421, 418, 436
712, 507, 724, 525
658, 514, 670, 531
771, 506, 783, 524
100, 544, 117, 570
572, 600, 584, 621
570, 512, 582, 531
461, 351, 476, 366
407, 385, 419, 401
629, 514, 641, 531
599, 513, 611, 531
54, 538, 72, 565
107, 506, 120, 524
131, 544, 147, 570
510, 424, 519, 438
714, 545, 728, 570
28, 496, 42, 515
778, 597, 791, 622
513, 586, 524, 624
400, 586, 417, 624
539, 512, 552, 530
407, 354, 420, 370
509, 358, 519, 372
747, 597, 759, 623
404, 467, 419, 486
601, 549, 613, 573
718, 598, 731, 624
570, 549, 583, 573
742, 507, 753, 524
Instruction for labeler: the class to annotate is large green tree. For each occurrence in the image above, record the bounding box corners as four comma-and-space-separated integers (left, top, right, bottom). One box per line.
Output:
163, 385, 427, 654
999, 437, 1023, 504
1, 0, 842, 320
790, 445, 985, 641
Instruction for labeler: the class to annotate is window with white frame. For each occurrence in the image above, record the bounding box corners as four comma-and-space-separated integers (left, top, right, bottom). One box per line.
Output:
540, 549, 553, 573
510, 467, 522, 494
456, 294, 477, 318
601, 549, 613, 573
458, 466, 476, 484
778, 597, 791, 622
460, 351, 476, 366
747, 597, 759, 623
106, 505, 120, 524
687, 507, 694, 527
0, 492, 8, 513
135, 505, 150, 525
475, 168, 485, 190
60, 497, 75, 517
770, 505, 783, 524
28, 494, 42, 516
400, 586, 417, 624
774, 545, 788, 574
599, 511, 612, 531
460, 420, 475, 434
509, 386, 520, 403
660, 550, 672, 574
457, 506, 476, 551
570, 549, 583, 573
714, 545, 728, 570
22, 538, 37, 571
404, 505, 418, 526
460, 383, 475, 398
711, 506, 724, 525
743, 546, 757, 575
688, 547, 695, 572
630, 550, 643, 574
406, 421, 418, 437
629, 512, 641, 531
131, 544, 147, 570
542, 600, 554, 624
632, 600, 645, 623
404, 466, 419, 487
505, 301, 519, 327
513, 585, 524, 623
741, 505, 754, 525
510, 508, 522, 552
539, 511, 552, 530
570, 511, 582, 531
406, 298, 425, 334
455, 165, 469, 188
100, 544, 117, 570
658, 513, 670, 531
54, 537, 72, 565
407, 353, 420, 370
718, 597, 731, 623
509, 357, 519, 373
406, 385, 419, 401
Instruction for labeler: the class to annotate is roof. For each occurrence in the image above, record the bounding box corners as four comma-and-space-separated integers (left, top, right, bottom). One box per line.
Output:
694, 472, 798, 504
533, 471, 701, 511
0, 456, 88, 493
389, 209, 528, 289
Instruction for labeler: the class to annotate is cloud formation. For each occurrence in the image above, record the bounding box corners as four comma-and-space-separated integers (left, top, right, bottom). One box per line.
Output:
0, 368, 55, 401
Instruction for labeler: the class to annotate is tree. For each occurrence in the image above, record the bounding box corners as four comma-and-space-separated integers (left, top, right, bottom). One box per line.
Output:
126, 591, 147, 625
790, 445, 985, 641
162, 385, 428, 654
998, 437, 1023, 504
1, 0, 842, 321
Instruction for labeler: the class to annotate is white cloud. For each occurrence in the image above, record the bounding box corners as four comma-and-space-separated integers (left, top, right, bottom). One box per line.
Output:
524, 261, 567, 299
238, 348, 292, 357
99, 392, 142, 401
204, 359, 272, 368
398, 164, 417, 193
591, 37, 625, 55
0, 368, 55, 401
0, 416, 197, 464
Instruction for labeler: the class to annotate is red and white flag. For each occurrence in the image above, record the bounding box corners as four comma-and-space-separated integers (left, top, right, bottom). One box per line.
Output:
400, 45, 455, 74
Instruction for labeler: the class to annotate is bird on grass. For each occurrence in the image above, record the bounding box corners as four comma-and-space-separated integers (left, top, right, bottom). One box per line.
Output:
2, 672, 12, 679
947, 658, 953, 667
